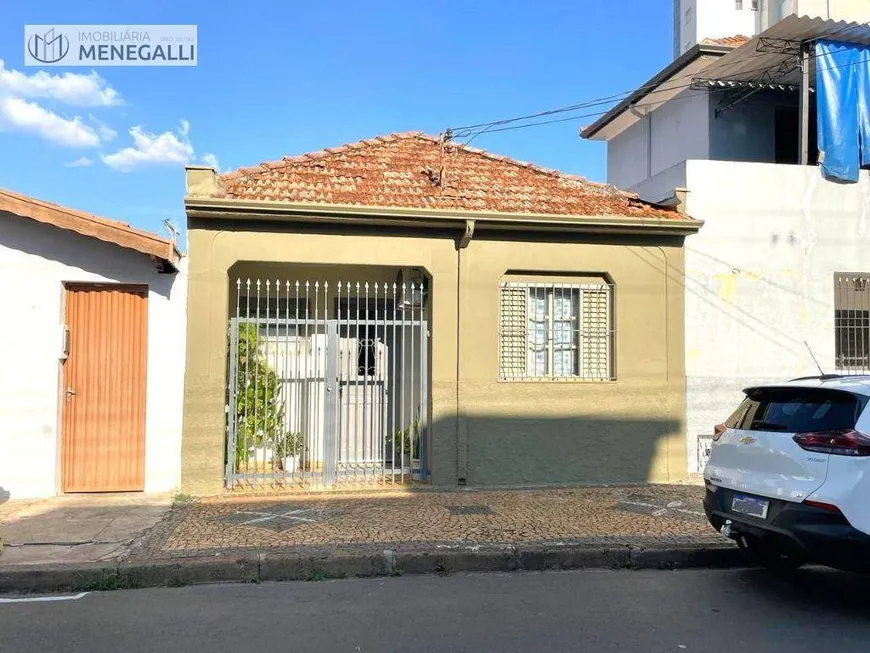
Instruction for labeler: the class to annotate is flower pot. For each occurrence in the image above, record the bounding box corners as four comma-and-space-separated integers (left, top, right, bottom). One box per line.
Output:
281, 455, 298, 473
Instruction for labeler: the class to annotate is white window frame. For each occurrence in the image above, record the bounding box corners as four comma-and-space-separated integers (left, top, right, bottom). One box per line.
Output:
498, 281, 615, 382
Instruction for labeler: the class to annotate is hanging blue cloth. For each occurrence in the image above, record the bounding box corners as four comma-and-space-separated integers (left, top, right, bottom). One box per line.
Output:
816, 40, 860, 182
856, 44, 870, 167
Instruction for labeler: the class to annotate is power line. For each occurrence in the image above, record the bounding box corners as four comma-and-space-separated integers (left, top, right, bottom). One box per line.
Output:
451, 41, 870, 142
223, 40, 870, 184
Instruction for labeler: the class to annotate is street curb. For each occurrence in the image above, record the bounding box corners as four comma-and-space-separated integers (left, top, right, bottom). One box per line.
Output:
0, 543, 743, 595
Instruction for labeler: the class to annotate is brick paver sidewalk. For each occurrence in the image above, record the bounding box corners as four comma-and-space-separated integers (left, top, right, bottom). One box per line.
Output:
127, 484, 726, 561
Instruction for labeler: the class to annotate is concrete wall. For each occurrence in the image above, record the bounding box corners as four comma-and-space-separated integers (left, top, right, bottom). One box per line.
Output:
674, 0, 757, 58
0, 214, 187, 499
181, 219, 690, 494
682, 160, 870, 472
607, 90, 709, 191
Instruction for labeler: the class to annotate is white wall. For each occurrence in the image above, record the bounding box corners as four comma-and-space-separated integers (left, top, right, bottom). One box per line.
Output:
0, 214, 187, 499
675, 0, 757, 58
682, 160, 870, 472
607, 116, 650, 191
607, 89, 709, 191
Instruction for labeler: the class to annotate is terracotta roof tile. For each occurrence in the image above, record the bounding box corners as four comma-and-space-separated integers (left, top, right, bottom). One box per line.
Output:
0, 188, 181, 269
701, 35, 751, 47
218, 132, 687, 221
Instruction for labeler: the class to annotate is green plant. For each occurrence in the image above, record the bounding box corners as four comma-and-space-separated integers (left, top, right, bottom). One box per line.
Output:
274, 431, 304, 459
232, 321, 285, 465
387, 408, 422, 459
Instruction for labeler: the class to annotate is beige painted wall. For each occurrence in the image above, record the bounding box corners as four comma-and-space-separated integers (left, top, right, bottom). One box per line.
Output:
181, 220, 687, 494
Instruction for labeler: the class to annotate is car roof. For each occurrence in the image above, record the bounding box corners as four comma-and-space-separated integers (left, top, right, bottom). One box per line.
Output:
745, 375, 870, 397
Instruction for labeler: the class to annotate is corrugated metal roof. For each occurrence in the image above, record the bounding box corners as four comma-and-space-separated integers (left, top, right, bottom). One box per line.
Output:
694, 14, 870, 88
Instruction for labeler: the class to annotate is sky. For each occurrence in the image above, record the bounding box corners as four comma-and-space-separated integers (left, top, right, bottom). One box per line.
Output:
0, 0, 673, 240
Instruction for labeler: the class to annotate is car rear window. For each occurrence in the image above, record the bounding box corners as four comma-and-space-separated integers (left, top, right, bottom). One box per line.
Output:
727, 388, 868, 433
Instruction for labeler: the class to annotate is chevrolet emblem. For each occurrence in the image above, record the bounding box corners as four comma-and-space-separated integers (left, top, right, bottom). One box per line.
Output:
740, 436, 757, 445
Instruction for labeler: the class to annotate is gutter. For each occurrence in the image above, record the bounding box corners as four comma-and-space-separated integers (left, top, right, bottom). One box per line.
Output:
455, 220, 474, 485
581, 42, 733, 140
185, 197, 703, 236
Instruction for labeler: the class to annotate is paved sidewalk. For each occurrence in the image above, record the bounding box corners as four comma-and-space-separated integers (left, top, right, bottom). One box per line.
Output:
133, 484, 722, 557
1, 485, 738, 594
0, 494, 171, 568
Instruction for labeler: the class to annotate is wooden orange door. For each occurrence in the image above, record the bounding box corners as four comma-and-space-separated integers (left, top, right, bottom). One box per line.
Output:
62, 285, 148, 492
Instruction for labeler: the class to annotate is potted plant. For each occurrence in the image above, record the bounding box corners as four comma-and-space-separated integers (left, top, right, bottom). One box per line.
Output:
275, 431, 304, 473
387, 409, 422, 471
230, 321, 285, 469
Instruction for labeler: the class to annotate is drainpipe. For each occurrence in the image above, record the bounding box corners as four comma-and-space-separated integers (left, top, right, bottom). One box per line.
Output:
629, 105, 652, 181
456, 219, 475, 485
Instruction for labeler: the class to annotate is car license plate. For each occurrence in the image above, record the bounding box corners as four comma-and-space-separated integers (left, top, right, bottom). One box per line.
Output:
731, 494, 769, 519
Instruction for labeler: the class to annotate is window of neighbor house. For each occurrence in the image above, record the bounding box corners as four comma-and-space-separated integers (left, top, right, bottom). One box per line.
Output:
499, 281, 615, 381
835, 273, 870, 372
735, 0, 743, 10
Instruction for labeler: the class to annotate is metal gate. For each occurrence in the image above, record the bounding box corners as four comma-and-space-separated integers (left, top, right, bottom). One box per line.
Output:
226, 278, 428, 489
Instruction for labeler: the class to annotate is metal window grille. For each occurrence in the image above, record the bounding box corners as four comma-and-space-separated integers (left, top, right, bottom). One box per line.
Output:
835, 272, 870, 373
499, 281, 615, 381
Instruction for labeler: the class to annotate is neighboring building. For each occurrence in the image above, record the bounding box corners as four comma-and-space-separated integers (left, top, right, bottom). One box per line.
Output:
583, 15, 870, 474
180, 132, 701, 495
674, 0, 870, 59
0, 189, 187, 499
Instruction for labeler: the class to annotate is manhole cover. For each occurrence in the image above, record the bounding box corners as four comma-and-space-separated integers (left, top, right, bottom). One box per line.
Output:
447, 505, 494, 516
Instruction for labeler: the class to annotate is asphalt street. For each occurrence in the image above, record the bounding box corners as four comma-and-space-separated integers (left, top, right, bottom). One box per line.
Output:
2, 568, 869, 652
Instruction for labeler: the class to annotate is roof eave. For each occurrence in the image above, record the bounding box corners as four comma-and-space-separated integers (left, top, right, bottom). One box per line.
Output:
185, 196, 703, 236
0, 188, 181, 272
581, 42, 732, 140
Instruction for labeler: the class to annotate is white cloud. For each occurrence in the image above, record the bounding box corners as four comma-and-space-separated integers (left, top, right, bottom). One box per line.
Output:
0, 98, 100, 147
202, 152, 221, 172
65, 156, 93, 167
0, 59, 120, 107
89, 114, 117, 142
101, 121, 194, 172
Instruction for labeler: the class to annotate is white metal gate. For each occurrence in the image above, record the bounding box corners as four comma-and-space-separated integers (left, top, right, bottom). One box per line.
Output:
226, 279, 428, 488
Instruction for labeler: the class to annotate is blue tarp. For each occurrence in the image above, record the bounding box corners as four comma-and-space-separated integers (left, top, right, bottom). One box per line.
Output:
816, 40, 870, 182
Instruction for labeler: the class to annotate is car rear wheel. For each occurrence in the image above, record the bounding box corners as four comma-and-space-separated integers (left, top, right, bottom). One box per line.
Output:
736, 534, 806, 571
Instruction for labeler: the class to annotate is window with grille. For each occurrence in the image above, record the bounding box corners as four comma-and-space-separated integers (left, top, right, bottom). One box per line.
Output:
499, 281, 615, 381
835, 273, 870, 372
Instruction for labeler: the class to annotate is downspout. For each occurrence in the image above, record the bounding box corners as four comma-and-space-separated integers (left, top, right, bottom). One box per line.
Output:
629, 105, 652, 181
456, 219, 475, 485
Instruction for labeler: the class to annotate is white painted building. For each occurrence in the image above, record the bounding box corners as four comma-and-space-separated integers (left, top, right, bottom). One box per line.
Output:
674, 0, 870, 59
0, 189, 187, 499
585, 15, 870, 473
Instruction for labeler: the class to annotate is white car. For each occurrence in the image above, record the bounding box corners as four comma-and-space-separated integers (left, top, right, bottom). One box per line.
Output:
703, 374, 870, 571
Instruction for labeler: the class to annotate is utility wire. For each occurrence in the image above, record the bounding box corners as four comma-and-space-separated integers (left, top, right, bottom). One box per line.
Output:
224, 41, 870, 184
451, 40, 869, 142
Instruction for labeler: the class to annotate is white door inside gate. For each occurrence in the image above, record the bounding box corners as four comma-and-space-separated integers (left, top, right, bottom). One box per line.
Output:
338, 336, 388, 471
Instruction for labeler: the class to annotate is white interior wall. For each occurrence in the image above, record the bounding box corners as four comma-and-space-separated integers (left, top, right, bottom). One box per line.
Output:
683, 160, 870, 472
0, 214, 187, 499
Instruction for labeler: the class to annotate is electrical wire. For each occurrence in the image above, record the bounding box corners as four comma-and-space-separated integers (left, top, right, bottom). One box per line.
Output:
451, 39, 870, 141
224, 36, 870, 183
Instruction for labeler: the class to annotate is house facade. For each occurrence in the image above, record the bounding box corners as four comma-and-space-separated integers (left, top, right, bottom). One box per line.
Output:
0, 189, 187, 499
180, 133, 702, 494
583, 15, 870, 474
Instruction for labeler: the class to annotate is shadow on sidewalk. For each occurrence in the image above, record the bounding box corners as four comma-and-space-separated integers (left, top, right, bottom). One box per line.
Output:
0, 494, 171, 568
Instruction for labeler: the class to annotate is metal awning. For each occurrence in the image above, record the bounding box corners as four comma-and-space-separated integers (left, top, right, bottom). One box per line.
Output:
692, 14, 870, 90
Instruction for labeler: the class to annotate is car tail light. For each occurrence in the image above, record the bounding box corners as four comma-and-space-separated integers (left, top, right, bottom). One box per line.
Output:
792, 429, 870, 456
713, 424, 727, 442
803, 499, 842, 514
